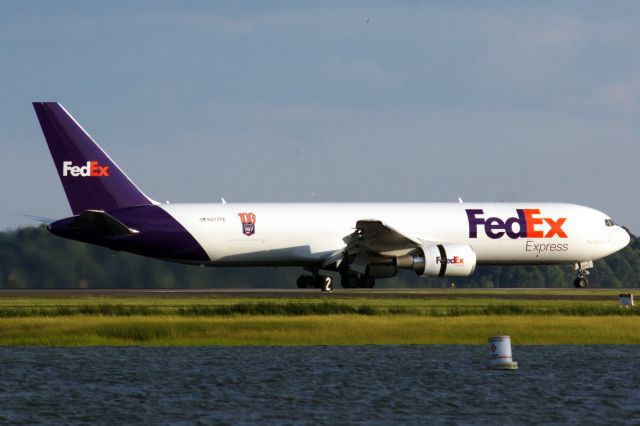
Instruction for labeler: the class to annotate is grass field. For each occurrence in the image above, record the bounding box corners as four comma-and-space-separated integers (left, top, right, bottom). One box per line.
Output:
0, 289, 637, 346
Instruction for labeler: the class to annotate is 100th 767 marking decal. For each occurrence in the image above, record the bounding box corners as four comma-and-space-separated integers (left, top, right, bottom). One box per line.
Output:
238, 212, 256, 236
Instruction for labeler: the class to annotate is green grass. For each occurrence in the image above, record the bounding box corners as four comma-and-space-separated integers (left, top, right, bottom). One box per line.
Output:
0, 301, 638, 317
0, 289, 629, 308
0, 290, 637, 346
0, 315, 638, 346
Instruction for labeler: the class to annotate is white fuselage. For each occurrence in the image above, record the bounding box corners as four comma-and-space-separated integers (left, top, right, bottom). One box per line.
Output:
34, 102, 631, 285
160, 202, 630, 267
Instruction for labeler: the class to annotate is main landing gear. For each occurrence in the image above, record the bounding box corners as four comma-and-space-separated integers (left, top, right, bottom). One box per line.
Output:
339, 271, 375, 289
296, 271, 376, 291
296, 274, 333, 292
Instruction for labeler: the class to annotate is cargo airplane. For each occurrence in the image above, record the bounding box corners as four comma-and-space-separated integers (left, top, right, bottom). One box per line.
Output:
33, 102, 630, 291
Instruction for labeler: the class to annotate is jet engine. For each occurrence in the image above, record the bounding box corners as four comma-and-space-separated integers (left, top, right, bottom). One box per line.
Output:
394, 244, 477, 277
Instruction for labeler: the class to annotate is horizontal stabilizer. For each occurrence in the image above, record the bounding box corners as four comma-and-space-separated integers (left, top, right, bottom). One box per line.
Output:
15, 213, 56, 225
67, 210, 139, 237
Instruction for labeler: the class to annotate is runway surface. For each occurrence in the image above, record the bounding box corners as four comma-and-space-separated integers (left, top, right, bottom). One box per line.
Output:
0, 288, 629, 301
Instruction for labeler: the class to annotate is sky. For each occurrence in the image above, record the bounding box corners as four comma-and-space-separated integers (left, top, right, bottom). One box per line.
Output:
1, 1, 639, 233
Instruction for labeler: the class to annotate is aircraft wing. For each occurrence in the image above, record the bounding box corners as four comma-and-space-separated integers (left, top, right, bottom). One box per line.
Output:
323, 219, 422, 268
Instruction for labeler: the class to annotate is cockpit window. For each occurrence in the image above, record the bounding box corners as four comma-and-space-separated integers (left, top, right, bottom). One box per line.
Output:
605, 219, 615, 227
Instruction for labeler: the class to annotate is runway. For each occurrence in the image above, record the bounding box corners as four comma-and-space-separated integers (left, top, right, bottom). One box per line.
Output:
0, 288, 627, 301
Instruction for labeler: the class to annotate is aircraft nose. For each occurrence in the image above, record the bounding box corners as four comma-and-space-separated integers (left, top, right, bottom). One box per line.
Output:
617, 227, 631, 249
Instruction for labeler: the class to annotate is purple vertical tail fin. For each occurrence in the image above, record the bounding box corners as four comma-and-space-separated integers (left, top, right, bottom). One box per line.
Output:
33, 102, 155, 215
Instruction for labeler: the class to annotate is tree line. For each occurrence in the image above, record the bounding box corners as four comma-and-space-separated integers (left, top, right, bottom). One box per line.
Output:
0, 225, 638, 289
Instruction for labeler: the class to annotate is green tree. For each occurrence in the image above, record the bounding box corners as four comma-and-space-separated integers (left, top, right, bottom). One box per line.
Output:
0, 225, 637, 289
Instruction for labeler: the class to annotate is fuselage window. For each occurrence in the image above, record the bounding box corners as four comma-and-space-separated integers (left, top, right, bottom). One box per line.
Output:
605, 219, 615, 227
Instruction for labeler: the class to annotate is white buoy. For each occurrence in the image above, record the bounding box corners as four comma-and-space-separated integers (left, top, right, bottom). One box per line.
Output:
488, 336, 518, 370
618, 293, 634, 308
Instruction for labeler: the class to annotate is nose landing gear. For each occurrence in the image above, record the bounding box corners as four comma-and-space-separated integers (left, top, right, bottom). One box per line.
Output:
574, 261, 593, 288
574, 271, 589, 288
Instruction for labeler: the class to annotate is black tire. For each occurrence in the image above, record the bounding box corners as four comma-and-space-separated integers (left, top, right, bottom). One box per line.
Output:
297, 275, 314, 289
574, 277, 588, 288
341, 274, 359, 289
358, 276, 376, 288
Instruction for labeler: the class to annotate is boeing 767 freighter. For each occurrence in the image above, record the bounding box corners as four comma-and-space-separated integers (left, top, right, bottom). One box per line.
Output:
33, 102, 630, 291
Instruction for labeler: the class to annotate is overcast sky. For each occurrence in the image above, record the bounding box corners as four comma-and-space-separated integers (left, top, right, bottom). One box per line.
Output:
1, 1, 639, 233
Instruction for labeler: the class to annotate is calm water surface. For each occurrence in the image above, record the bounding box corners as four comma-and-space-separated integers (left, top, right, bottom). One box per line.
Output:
0, 346, 638, 425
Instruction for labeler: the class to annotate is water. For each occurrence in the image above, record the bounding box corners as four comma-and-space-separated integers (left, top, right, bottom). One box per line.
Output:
0, 346, 638, 425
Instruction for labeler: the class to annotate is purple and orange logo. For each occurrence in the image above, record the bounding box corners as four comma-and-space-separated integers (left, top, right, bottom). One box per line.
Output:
436, 256, 464, 265
238, 212, 256, 236
466, 209, 567, 239
62, 161, 109, 177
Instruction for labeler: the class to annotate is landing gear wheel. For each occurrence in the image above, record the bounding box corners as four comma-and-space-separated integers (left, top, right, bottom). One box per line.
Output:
298, 273, 333, 291
340, 274, 359, 289
574, 277, 588, 288
574, 269, 590, 288
296, 275, 315, 289
358, 276, 376, 288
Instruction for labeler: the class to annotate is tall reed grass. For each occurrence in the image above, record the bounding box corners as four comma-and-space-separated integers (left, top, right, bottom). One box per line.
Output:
0, 315, 638, 346
0, 302, 637, 317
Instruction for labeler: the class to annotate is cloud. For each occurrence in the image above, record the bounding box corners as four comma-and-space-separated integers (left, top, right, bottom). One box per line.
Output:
560, 70, 640, 115
596, 73, 640, 112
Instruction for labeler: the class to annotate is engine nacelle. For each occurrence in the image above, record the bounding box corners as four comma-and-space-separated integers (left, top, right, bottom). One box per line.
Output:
394, 244, 477, 277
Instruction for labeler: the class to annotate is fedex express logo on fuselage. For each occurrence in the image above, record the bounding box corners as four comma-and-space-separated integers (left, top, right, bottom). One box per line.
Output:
437, 256, 464, 265
466, 209, 567, 239
62, 161, 109, 177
